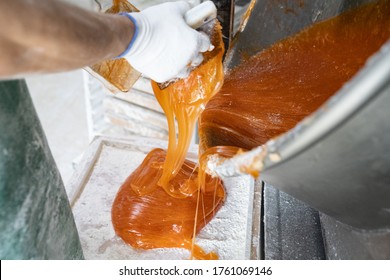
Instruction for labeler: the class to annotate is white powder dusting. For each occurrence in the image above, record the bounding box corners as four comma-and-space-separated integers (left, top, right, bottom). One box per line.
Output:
71, 139, 255, 259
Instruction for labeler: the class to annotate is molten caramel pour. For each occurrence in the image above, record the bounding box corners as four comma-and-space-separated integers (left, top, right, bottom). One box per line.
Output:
199, 0, 390, 151
112, 21, 226, 259
112, 1, 390, 259
151, 23, 225, 194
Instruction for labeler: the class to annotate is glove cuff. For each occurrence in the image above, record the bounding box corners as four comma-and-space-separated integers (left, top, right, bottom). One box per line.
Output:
116, 12, 151, 59
119, 12, 152, 60
116, 13, 138, 58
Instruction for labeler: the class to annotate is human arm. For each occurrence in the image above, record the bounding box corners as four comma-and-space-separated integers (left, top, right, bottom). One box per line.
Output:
0, 0, 212, 83
0, 0, 133, 78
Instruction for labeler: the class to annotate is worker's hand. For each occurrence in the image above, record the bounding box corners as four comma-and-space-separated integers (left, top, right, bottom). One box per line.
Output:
118, 1, 212, 83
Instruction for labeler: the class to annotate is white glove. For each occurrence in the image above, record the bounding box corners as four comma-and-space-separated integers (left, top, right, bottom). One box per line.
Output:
118, 1, 212, 83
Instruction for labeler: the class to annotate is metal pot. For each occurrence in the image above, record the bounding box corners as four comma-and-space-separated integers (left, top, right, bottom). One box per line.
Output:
227, 0, 390, 230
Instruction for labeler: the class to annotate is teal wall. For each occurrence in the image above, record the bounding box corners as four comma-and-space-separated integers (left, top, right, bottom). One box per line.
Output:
0, 80, 83, 259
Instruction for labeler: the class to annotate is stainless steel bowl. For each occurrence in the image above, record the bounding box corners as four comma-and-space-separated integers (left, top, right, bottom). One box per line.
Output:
227, 0, 390, 230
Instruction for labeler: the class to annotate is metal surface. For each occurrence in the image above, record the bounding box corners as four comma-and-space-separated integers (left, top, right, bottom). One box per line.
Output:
320, 214, 390, 259
226, 0, 373, 68
211, 0, 235, 52
263, 183, 325, 260
261, 41, 390, 230
215, 40, 390, 230
217, 0, 390, 231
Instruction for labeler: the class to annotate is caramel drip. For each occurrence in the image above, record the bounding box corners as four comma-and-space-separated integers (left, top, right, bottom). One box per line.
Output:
88, 0, 140, 92
109, 0, 138, 13
199, 0, 390, 151
151, 22, 225, 196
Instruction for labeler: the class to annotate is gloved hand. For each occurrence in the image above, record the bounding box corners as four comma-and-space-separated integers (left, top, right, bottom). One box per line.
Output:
118, 1, 212, 83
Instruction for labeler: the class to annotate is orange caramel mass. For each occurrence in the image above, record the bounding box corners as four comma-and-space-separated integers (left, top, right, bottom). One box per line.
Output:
199, 0, 390, 150
111, 148, 224, 260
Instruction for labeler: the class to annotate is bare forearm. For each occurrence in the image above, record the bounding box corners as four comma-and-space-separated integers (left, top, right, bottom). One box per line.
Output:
0, 0, 133, 77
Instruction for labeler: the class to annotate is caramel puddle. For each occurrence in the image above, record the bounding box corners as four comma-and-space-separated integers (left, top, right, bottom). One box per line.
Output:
111, 148, 224, 260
